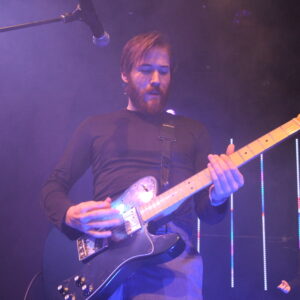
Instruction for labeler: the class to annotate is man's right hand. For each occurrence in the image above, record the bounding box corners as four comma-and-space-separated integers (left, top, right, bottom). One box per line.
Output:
65, 197, 123, 238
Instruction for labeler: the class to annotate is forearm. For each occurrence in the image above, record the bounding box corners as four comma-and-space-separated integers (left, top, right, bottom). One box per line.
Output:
42, 178, 73, 229
194, 188, 228, 224
42, 118, 93, 232
42, 178, 84, 239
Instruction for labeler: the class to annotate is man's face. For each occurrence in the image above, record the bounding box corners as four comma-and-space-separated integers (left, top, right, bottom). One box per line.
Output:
122, 46, 171, 115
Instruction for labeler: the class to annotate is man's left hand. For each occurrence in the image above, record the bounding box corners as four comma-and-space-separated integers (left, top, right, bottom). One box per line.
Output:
207, 144, 244, 206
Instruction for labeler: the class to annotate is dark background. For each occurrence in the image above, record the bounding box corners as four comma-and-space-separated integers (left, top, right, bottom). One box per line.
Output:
0, 0, 299, 299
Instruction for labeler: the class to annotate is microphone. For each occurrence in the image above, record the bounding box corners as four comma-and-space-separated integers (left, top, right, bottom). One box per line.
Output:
78, 0, 110, 47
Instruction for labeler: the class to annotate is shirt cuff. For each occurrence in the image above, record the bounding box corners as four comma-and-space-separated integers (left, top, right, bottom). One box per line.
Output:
209, 185, 229, 207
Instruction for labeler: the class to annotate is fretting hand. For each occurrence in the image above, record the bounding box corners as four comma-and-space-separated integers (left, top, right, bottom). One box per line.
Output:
207, 144, 244, 206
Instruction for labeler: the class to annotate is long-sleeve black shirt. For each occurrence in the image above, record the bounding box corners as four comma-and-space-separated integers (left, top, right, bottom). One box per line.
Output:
42, 109, 227, 247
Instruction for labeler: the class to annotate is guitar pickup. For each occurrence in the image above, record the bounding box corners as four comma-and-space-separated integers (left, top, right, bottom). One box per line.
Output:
77, 236, 108, 261
123, 207, 142, 235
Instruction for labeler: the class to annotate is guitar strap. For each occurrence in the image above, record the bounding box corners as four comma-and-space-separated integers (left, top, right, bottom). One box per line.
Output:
147, 113, 176, 234
159, 113, 176, 190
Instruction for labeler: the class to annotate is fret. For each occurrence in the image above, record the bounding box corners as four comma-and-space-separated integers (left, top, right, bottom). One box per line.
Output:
269, 127, 288, 143
140, 205, 156, 220
230, 151, 245, 166
198, 170, 212, 187
198, 168, 211, 183
236, 145, 255, 162
140, 192, 176, 219
258, 133, 276, 150
141, 170, 212, 221
256, 136, 267, 150
150, 194, 177, 217
281, 119, 300, 135
247, 141, 264, 156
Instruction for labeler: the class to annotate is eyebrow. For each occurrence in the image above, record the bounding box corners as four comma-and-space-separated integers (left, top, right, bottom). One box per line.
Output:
138, 64, 170, 68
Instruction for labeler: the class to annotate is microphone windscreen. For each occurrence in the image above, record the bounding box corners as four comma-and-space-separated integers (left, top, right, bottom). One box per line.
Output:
93, 31, 110, 47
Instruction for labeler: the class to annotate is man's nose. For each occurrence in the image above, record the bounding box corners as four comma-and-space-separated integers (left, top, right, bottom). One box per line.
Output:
150, 71, 160, 87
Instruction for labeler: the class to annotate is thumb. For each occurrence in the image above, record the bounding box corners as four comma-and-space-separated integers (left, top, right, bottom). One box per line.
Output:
94, 197, 112, 208
226, 144, 235, 155
104, 197, 112, 204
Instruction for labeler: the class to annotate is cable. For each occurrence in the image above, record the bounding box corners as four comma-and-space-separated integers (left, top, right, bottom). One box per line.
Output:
23, 271, 42, 300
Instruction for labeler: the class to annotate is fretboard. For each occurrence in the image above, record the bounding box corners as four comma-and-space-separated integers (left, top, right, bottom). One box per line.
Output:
139, 115, 300, 222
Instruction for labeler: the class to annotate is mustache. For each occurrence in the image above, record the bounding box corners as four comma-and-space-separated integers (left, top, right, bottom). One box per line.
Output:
147, 87, 162, 95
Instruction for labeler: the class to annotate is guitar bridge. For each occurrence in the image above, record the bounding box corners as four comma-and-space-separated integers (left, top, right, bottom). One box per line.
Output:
123, 207, 142, 235
77, 236, 108, 261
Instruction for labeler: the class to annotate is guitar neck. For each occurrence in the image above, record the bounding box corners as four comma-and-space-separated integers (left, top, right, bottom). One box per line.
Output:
139, 115, 300, 222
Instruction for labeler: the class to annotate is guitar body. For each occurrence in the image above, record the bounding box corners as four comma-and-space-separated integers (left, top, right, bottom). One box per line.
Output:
43, 177, 185, 300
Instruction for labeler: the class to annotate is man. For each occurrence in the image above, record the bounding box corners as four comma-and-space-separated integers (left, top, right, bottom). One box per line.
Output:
42, 31, 244, 299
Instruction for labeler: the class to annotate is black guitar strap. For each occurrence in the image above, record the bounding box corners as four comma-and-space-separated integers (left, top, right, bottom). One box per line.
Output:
159, 113, 176, 190
147, 114, 176, 234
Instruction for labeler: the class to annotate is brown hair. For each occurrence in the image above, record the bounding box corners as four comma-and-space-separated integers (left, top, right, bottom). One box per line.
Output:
120, 31, 172, 75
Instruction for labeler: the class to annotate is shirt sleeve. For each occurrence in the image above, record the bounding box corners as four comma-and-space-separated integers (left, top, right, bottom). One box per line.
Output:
41, 118, 93, 234
192, 122, 229, 224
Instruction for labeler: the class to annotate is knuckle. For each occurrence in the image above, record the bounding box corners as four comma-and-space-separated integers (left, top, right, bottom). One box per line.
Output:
218, 173, 226, 181
224, 169, 232, 177
80, 216, 89, 224
232, 183, 239, 192
240, 177, 245, 186
82, 224, 89, 232
230, 165, 236, 172
224, 187, 231, 195
96, 222, 104, 229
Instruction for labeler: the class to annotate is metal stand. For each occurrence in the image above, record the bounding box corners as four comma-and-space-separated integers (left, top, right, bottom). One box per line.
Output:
0, 7, 82, 33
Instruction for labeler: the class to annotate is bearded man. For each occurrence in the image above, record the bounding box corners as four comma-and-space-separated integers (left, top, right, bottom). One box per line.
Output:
42, 31, 244, 299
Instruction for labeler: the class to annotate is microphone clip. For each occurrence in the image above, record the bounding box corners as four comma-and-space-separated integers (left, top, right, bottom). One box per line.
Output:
60, 5, 83, 24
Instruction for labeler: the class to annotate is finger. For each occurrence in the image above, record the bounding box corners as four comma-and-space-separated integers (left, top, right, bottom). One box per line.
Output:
86, 218, 123, 230
230, 168, 244, 187
104, 197, 112, 203
87, 230, 112, 238
220, 154, 245, 189
226, 144, 235, 155
208, 162, 225, 196
218, 155, 238, 192
208, 155, 233, 194
79, 200, 112, 213
88, 198, 113, 211
81, 208, 122, 223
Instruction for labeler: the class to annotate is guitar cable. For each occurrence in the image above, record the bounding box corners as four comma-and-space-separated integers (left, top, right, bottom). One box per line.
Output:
23, 271, 42, 300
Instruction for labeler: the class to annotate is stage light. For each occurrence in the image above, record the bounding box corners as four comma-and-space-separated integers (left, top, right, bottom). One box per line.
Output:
230, 139, 235, 288
295, 139, 300, 250
260, 154, 268, 291
166, 109, 176, 115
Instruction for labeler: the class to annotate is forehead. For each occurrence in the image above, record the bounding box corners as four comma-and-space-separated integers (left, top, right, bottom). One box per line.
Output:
135, 47, 170, 66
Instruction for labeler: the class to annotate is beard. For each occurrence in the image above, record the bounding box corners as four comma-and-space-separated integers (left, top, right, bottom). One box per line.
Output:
125, 81, 169, 115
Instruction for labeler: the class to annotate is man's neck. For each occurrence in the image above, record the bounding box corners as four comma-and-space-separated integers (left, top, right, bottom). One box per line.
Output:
127, 99, 137, 111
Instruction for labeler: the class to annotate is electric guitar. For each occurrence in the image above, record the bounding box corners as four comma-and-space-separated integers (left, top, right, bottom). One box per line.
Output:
43, 115, 300, 300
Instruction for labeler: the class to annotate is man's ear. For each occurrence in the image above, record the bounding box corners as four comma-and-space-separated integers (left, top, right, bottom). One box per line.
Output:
121, 72, 129, 83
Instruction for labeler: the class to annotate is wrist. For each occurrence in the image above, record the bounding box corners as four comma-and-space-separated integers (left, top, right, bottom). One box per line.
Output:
209, 185, 228, 207
64, 205, 75, 227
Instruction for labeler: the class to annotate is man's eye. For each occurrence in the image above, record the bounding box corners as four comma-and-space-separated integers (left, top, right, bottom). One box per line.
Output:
159, 68, 170, 75
139, 68, 152, 74
159, 70, 169, 75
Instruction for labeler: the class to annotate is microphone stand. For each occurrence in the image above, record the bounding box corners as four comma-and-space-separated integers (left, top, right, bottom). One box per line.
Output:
0, 6, 82, 33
